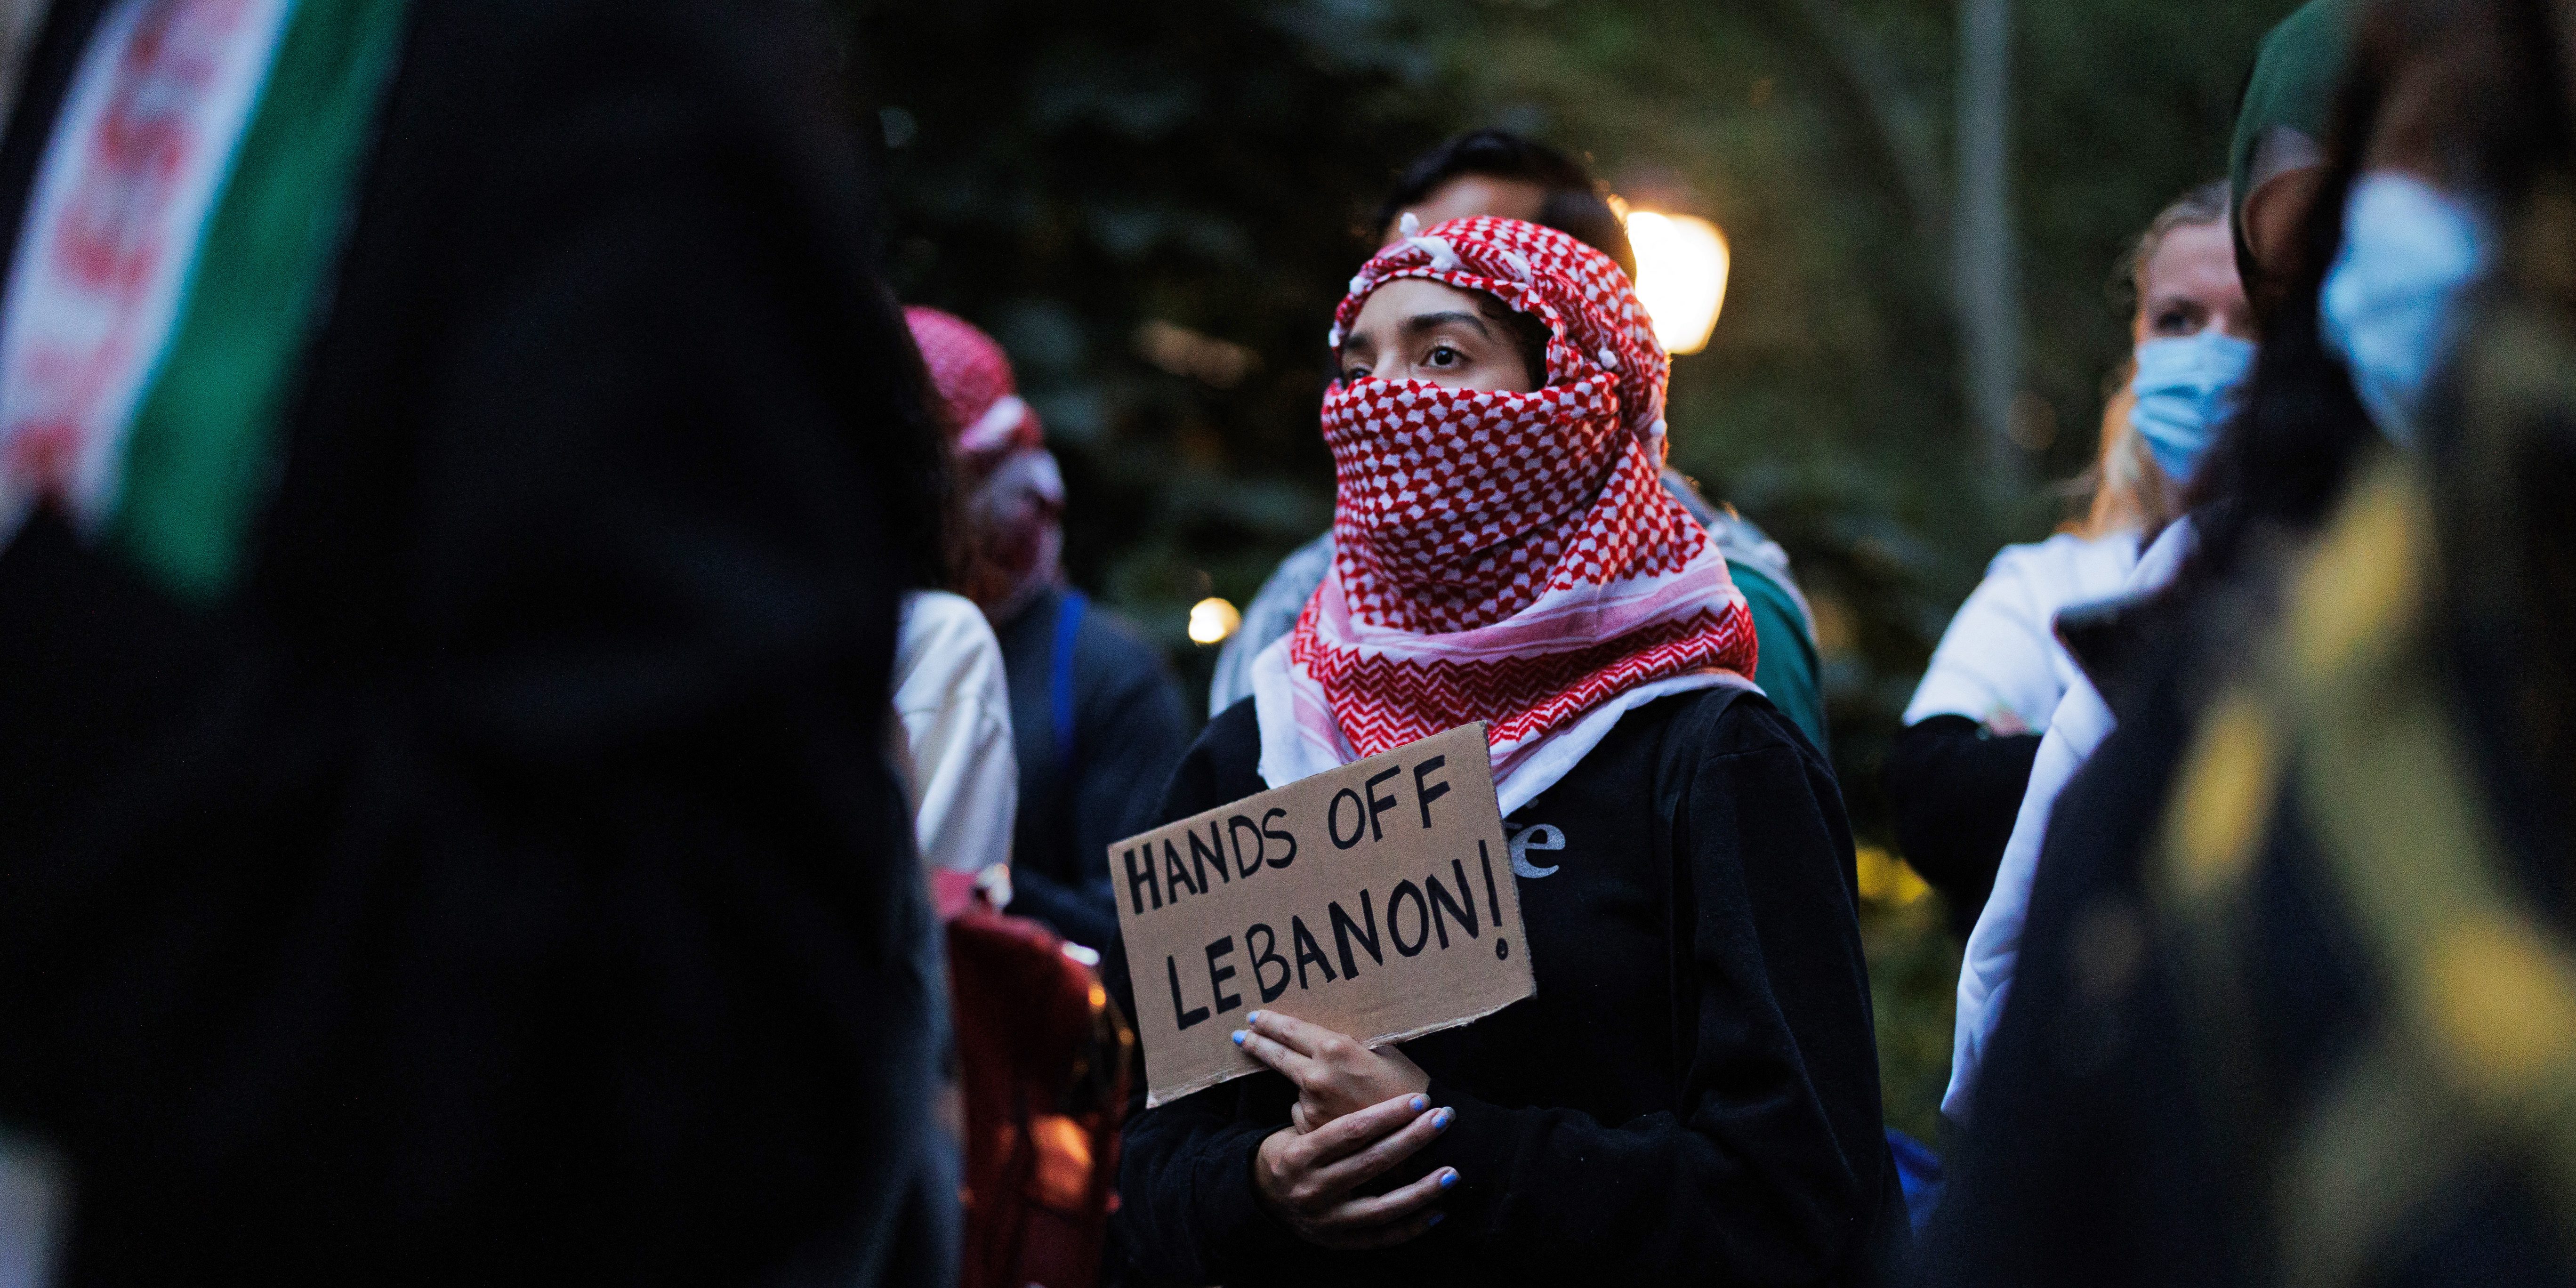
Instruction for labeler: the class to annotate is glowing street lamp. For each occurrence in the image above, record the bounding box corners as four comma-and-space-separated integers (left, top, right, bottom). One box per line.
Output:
1623, 209, 1731, 355
1188, 596, 1242, 645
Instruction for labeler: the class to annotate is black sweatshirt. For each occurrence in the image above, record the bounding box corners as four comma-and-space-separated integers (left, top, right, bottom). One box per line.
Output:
992, 584, 1191, 952
1111, 692, 1904, 1288
1882, 716, 2044, 938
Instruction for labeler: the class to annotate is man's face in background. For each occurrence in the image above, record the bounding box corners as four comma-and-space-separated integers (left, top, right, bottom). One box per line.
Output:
1380, 174, 1546, 245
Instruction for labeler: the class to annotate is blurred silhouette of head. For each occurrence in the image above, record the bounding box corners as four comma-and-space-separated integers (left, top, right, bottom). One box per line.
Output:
2190, 0, 2571, 579
2230, 0, 2363, 318
1374, 129, 1637, 281
904, 306, 1065, 618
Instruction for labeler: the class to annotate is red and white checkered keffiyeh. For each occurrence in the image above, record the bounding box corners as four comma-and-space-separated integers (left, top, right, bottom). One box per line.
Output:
1257, 217, 1759, 808
905, 306, 1064, 618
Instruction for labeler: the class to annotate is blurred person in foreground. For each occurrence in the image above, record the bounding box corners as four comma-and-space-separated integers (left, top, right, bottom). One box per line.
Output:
2232, 0, 2363, 315
1887, 181, 2253, 942
881, 397, 1016, 1288
907, 305, 1190, 955
0, 0, 951, 1282
1917, 0, 2576, 1282
1207, 128, 1829, 756
1114, 217, 1902, 1287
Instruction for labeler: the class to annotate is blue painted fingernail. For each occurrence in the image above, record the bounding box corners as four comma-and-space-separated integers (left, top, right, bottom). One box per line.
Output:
1246, 1011, 1262, 1023
1433, 1108, 1453, 1129
1438, 1169, 1457, 1188
1409, 1095, 1428, 1113
1231, 1030, 1247, 1046
1428, 1212, 1446, 1228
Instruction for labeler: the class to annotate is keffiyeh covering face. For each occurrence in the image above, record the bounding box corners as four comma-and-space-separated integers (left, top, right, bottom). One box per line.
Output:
1258, 216, 1761, 809
904, 306, 1064, 619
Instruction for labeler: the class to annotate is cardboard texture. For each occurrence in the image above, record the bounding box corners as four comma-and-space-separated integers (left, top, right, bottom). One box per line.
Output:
1111, 723, 1534, 1107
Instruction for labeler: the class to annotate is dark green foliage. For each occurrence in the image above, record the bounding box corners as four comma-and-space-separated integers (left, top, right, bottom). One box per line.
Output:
851, 0, 1451, 708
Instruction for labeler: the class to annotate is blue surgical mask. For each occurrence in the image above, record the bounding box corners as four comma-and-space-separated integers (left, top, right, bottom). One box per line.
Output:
2128, 330, 2256, 486
2318, 172, 2493, 447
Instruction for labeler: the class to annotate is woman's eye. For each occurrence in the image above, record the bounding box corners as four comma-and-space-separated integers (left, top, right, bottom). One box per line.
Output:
1340, 364, 1371, 381
1425, 344, 1462, 367
2153, 307, 2199, 336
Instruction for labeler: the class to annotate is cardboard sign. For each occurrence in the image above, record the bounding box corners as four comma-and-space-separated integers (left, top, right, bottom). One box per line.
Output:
1111, 723, 1534, 1107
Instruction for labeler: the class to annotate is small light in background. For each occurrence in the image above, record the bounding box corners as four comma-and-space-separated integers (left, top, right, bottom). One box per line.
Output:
1623, 209, 1731, 355
1135, 320, 1261, 388
1187, 596, 1242, 645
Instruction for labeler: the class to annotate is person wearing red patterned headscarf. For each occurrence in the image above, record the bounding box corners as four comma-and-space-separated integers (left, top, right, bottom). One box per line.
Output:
905, 306, 1190, 954
1109, 218, 1904, 1287
1208, 130, 1830, 760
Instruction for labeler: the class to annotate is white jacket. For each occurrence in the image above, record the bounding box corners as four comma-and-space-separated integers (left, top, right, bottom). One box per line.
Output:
1903, 530, 2141, 734
889, 591, 1017, 878
1946, 520, 2198, 1119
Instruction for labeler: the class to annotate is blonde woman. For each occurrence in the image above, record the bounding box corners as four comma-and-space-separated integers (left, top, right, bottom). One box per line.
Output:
1882, 182, 2250, 939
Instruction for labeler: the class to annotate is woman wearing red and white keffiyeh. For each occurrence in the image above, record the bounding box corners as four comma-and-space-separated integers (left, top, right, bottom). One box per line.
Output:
1254, 213, 1761, 813
1114, 217, 1904, 1288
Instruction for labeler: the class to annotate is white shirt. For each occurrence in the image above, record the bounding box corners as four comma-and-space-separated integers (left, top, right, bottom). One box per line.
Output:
1945, 519, 2197, 1118
1903, 531, 2141, 734
888, 591, 1017, 878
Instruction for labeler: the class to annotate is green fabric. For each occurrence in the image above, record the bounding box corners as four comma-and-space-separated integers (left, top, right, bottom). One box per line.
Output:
106, 0, 413, 600
1730, 559, 1830, 756
2227, 0, 2360, 229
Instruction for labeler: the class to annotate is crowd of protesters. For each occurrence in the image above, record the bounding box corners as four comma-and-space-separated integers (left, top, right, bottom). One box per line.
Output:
0, 0, 2568, 1285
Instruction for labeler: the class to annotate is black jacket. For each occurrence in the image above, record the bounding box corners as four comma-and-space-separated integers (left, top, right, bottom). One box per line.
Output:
1882, 716, 2042, 938
0, 1, 942, 1283
992, 584, 1191, 952
1111, 692, 1905, 1288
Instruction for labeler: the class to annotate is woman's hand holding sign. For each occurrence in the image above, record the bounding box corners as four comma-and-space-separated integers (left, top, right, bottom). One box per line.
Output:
1115, 727, 1517, 1252
1233, 1010, 1430, 1132
1249, 1086, 1457, 1249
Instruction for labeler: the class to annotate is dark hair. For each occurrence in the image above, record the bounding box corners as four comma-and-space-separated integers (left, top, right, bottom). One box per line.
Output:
1374, 129, 1639, 281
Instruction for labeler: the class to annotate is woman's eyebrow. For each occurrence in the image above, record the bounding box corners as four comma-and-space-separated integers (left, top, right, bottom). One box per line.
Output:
1400, 310, 1493, 338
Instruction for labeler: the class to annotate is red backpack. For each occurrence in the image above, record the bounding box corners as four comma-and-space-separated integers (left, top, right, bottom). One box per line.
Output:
946, 902, 1132, 1288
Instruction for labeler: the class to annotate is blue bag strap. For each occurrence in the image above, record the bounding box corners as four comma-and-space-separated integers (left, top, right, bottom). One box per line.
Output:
1050, 588, 1087, 773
